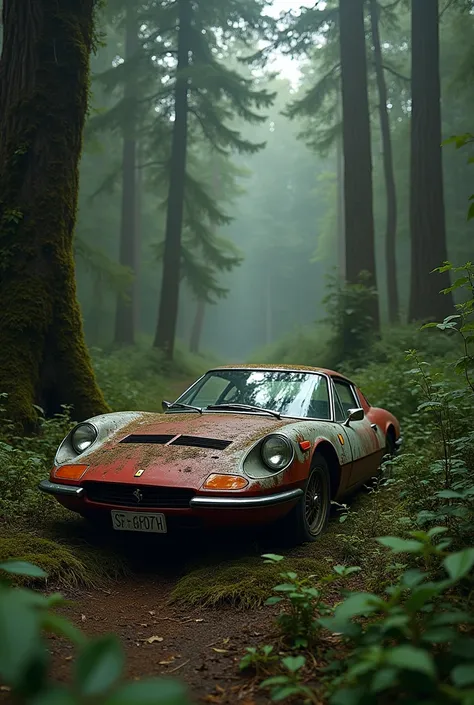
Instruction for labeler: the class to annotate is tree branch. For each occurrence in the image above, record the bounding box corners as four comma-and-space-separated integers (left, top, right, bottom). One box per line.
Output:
382, 63, 410, 83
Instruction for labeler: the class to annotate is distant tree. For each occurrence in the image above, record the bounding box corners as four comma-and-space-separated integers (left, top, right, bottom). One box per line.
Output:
114, 0, 140, 345
152, 0, 275, 359
370, 0, 399, 323
0, 0, 109, 430
339, 0, 379, 327
409, 0, 453, 321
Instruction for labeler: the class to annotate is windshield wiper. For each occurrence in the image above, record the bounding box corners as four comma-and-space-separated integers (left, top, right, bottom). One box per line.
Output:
162, 401, 202, 414
206, 403, 281, 419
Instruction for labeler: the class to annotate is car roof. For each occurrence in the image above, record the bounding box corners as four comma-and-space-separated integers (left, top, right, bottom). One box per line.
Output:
208, 364, 353, 384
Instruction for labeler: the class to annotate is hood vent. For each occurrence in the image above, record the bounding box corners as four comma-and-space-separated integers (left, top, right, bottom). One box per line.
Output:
171, 435, 231, 450
121, 434, 174, 445
120, 433, 232, 450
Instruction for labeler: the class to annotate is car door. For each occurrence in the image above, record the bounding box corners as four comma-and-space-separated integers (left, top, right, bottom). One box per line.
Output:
332, 378, 383, 487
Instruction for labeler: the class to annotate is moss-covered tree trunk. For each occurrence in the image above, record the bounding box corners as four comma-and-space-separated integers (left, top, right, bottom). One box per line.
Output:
0, 0, 109, 431
409, 0, 453, 321
154, 0, 191, 360
339, 0, 379, 329
370, 0, 399, 323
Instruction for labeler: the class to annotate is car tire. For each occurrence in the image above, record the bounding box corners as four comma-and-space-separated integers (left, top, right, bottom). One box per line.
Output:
286, 453, 331, 544
385, 431, 397, 458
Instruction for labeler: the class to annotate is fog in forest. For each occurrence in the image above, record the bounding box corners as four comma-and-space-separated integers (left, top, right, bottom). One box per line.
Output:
72, 0, 473, 364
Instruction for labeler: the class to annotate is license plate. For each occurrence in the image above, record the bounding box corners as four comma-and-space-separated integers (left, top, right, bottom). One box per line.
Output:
111, 510, 167, 533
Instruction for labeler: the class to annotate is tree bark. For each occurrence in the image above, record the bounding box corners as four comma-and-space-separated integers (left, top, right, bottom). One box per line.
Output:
339, 0, 379, 328
114, 1, 139, 345
154, 0, 191, 359
409, 0, 453, 321
0, 0, 109, 431
189, 300, 205, 354
370, 0, 399, 323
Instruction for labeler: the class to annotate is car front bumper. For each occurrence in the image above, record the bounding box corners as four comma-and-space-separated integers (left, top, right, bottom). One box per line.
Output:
38, 479, 303, 509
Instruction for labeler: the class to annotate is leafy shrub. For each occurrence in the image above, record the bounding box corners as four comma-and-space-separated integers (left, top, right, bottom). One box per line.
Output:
0, 560, 191, 705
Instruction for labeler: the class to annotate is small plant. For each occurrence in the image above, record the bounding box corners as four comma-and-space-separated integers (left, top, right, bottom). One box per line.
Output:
263, 554, 360, 648
260, 655, 317, 703
239, 645, 278, 675
0, 560, 191, 705
320, 528, 474, 705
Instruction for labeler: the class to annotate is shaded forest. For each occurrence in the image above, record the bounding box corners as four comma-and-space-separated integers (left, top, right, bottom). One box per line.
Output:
1, 1, 474, 704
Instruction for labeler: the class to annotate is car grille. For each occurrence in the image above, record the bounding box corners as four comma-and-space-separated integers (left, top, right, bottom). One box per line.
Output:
120, 434, 231, 450
83, 482, 194, 509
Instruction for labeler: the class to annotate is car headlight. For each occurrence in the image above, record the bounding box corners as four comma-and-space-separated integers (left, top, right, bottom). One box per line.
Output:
71, 423, 97, 454
261, 435, 293, 471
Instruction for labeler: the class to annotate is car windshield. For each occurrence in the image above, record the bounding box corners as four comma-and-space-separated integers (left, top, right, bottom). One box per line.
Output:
176, 369, 331, 419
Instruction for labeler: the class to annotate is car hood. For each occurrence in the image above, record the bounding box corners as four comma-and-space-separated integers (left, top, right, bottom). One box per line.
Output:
70, 411, 290, 490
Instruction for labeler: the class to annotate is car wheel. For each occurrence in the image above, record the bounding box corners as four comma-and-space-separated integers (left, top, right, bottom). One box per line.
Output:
287, 453, 331, 544
385, 431, 396, 458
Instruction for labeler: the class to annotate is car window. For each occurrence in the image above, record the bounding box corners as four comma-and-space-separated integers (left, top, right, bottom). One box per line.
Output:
333, 380, 359, 422
178, 370, 331, 418
188, 376, 232, 407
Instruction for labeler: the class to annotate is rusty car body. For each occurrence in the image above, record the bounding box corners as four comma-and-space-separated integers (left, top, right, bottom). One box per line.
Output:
39, 365, 401, 543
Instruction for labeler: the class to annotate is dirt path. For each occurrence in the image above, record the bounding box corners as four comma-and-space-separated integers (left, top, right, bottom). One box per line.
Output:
46, 575, 273, 704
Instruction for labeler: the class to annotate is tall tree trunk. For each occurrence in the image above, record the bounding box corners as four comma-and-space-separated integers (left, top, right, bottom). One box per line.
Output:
0, 0, 109, 431
336, 126, 345, 280
409, 0, 453, 321
370, 0, 399, 323
339, 0, 379, 328
114, 1, 138, 345
154, 0, 191, 359
134, 142, 143, 334
189, 300, 205, 354
265, 271, 272, 345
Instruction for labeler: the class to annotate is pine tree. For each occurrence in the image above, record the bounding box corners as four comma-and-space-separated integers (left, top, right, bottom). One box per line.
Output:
151, 0, 275, 359
339, 0, 378, 327
370, 0, 399, 323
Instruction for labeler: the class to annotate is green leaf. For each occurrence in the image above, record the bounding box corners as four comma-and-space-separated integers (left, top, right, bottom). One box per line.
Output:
443, 548, 474, 582
0, 590, 42, 684
273, 583, 296, 592
436, 490, 464, 499
76, 635, 124, 696
405, 583, 444, 611
333, 593, 383, 623
0, 561, 47, 579
282, 655, 305, 673
377, 537, 424, 554
262, 554, 284, 562
451, 663, 474, 687
371, 667, 398, 693
272, 685, 306, 701
265, 596, 283, 606
261, 676, 289, 687
29, 686, 78, 705
105, 679, 190, 705
386, 645, 436, 677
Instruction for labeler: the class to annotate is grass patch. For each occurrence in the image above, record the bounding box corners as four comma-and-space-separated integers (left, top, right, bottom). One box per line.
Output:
0, 530, 128, 588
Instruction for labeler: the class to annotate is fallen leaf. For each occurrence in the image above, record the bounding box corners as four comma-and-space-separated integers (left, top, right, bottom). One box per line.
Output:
146, 635, 163, 644
195, 618, 204, 623
215, 685, 225, 693
159, 657, 176, 665
212, 648, 228, 654
81, 614, 86, 622
65, 656, 73, 662
140, 623, 148, 627
222, 637, 230, 645
149, 610, 156, 616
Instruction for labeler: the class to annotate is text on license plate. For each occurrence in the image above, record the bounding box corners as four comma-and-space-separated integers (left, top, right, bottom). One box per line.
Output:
111, 510, 167, 533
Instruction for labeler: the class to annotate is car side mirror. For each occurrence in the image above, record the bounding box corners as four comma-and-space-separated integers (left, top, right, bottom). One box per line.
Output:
162, 400, 171, 412
344, 407, 365, 426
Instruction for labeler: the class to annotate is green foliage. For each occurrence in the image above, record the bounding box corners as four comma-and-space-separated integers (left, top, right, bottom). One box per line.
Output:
323, 272, 379, 368
263, 553, 360, 649
0, 561, 191, 705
